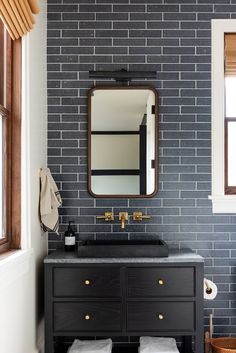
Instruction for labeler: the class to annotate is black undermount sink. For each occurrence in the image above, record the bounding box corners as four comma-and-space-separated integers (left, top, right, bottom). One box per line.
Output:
77, 239, 168, 258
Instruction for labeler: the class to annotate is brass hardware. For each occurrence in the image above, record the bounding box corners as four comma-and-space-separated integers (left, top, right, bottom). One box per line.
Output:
158, 313, 164, 320
84, 280, 91, 285
132, 212, 151, 221
158, 279, 164, 285
85, 314, 91, 320
119, 212, 128, 229
96, 212, 114, 221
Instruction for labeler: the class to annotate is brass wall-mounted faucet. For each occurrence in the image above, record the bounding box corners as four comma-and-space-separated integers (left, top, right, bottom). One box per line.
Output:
119, 212, 128, 229
96, 211, 151, 229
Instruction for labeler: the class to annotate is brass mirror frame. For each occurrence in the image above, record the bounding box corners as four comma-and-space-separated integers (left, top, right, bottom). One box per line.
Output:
88, 85, 159, 198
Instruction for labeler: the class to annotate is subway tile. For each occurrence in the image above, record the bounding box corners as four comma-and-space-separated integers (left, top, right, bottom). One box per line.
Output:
148, 55, 179, 63
147, 5, 179, 12
146, 224, 179, 232
163, 198, 195, 207
48, 13, 61, 21
48, 157, 78, 165
163, 30, 195, 37
164, 12, 196, 20
163, 182, 196, 190
47, 55, 78, 63
198, 12, 230, 20
63, 13, 95, 21
62, 30, 94, 37
215, 5, 236, 12
181, 174, 211, 182
79, 224, 112, 233
80, 55, 112, 63
163, 216, 196, 224
147, 21, 179, 29
96, 30, 128, 37
181, 38, 211, 46
114, 21, 145, 30
96, 13, 128, 20
48, 5, 78, 12
47, 38, 78, 46
48, 21, 78, 30
182, 208, 212, 216
96, 199, 129, 207
47, 1, 236, 335
129, 30, 162, 38
113, 5, 145, 12
79, 4, 112, 12
80, 38, 112, 46
95, 47, 128, 54
130, 13, 162, 21
181, 4, 213, 12
79, 21, 112, 29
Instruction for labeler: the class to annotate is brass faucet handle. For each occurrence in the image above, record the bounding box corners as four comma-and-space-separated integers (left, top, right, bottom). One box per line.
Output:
132, 212, 151, 221
96, 212, 114, 221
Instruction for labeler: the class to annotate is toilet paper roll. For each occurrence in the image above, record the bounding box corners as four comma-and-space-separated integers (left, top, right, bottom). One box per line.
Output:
204, 278, 217, 300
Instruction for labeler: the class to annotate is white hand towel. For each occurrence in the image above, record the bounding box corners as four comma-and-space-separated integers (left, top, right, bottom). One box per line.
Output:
40, 168, 62, 234
68, 338, 112, 353
140, 337, 179, 353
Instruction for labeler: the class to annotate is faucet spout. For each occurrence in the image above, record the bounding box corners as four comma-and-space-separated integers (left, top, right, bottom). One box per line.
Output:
119, 212, 128, 229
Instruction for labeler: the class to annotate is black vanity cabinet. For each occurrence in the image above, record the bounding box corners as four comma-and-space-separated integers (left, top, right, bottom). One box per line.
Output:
44, 249, 204, 353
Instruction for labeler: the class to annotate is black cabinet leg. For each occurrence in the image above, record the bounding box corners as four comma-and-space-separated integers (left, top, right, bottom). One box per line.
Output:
183, 336, 192, 353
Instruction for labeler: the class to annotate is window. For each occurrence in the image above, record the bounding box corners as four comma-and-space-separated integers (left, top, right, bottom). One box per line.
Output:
0, 20, 21, 254
225, 34, 236, 194
211, 20, 236, 212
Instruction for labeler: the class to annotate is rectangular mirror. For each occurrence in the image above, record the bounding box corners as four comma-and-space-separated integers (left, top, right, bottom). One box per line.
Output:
88, 86, 158, 198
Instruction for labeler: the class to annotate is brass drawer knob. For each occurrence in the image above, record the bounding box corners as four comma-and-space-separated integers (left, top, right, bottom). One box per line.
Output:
84, 314, 91, 320
158, 313, 164, 320
84, 279, 91, 285
158, 279, 164, 285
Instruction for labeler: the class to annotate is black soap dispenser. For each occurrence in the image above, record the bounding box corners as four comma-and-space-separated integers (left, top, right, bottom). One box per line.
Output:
64, 221, 76, 252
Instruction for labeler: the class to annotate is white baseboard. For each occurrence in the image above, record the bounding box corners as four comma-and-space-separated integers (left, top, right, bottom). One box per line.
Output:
35, 317, 44, 353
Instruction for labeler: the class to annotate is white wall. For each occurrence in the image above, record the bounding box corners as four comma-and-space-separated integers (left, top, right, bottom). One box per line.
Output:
92, 135, 139, 169
0, 1, 47, 352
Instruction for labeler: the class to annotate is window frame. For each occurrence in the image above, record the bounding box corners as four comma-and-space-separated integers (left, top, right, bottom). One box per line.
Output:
0, 22, 21, 254
210, 20, 236, 212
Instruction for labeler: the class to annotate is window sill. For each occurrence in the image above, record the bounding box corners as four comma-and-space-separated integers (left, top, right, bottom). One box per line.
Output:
0, 248, 33, 290
209, 195, 236, 213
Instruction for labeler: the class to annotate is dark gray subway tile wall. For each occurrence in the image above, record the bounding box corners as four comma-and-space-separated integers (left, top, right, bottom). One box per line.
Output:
47, 0, 236, 336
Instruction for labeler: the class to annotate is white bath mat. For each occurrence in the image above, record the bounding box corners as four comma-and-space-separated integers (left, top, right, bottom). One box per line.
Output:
140, 337, 179, 353
68, 338, 112, 353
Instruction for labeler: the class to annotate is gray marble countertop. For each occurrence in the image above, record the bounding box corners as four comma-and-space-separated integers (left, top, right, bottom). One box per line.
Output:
44, 248, 204, 263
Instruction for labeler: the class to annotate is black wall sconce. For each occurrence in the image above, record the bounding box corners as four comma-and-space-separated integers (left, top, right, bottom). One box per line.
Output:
89, 69, 157, 84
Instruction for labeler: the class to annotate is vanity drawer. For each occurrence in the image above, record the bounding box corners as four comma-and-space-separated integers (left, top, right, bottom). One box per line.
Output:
53, 267, 121, 297
127, 302, 194, 332
54, 302, 122, 332
127, 267, 194, 297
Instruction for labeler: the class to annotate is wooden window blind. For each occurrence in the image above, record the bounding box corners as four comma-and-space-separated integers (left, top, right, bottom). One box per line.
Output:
0, 0, 39, 40
225, 34, 236, 76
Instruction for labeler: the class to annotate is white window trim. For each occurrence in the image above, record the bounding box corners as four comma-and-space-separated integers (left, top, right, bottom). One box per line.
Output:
209, 19, 236, 213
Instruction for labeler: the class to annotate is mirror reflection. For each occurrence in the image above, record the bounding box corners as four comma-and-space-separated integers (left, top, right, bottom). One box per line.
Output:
88, 87, 158, 197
